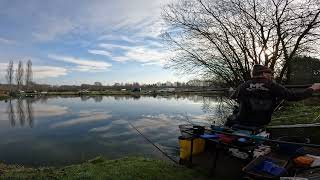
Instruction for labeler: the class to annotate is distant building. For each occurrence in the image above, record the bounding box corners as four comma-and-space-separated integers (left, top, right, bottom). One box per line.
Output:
132, 88, 141, 92
79, 89, 90, 94
94, 82, 102, 86
165, 81, 173, 87
157, 88, 175, 93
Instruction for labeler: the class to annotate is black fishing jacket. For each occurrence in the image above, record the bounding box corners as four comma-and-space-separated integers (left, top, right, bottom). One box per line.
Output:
232, 78, 314, 126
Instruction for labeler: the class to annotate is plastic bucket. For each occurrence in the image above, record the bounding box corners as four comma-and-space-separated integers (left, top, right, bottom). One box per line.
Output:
179, 124, 193, 137
178, 136, 205, 160
192, 125, 205, 135
277, 136, 310, 154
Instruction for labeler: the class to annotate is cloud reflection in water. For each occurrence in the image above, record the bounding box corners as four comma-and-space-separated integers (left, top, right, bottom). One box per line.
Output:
51, 112, 112, 128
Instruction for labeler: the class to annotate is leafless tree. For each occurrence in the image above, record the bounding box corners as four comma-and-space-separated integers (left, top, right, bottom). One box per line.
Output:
25, 60, 33, 90
163, 0, 320, 85
15, 61, 24, 91
6, 61, 14, 94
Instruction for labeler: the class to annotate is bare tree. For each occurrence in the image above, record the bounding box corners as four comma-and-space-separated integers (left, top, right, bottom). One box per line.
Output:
6, 61, 14, 94
163, 0, 320, 85
25, 60, 33, 90
15, 61, 24, 91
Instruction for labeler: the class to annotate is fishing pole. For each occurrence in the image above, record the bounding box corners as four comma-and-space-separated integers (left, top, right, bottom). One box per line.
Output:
185, 113, 195, 125
270, 112, 320, 124
127, 121, 178, 164
273, 99, 285, 113
203, 84, 311, 92
284, 84, 313, 89
268, 123, 320, 129
313, 113, 320, 123
203, 128, 320, 148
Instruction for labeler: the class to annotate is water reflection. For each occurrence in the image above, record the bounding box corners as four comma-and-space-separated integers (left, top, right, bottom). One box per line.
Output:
6, 98, 34, 128
113, 95, 141, 100
7, 100, 16, 127
93, 96, 103, 102
80, 96, 90, 102
0, 95, 234, 166
16, 99, 25, 126
70, 94, 216, 103
201, 96, 234, 125
51, 112, 112, 128
4, 95, 234, 128
85, 95, 105, 102
26, 98, 34, 127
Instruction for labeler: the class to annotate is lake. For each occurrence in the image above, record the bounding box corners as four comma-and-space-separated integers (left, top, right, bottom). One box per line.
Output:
0, 95, 231, 167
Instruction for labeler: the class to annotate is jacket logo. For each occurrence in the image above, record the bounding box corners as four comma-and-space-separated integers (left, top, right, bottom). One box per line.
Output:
246, 83, 269, 91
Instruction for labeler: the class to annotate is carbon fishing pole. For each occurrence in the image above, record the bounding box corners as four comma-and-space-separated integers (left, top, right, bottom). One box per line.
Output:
313, 113, 320, 123
203, 128, 320, 148
284, 84, 313, 88
127, 121, 178, 164
205, 85, 312, 93
185, 113, 196, 126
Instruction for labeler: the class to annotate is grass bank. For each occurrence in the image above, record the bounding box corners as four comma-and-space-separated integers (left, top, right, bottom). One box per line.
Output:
0, 157, 210, 180
0, 94, 9, 100
271, 97, 320, 125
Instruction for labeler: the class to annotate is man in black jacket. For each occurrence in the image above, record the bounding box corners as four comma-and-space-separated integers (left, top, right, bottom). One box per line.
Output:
227, 64, 320, 127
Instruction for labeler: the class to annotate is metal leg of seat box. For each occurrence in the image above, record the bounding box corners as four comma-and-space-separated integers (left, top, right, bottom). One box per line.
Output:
211, 143, 219, 175
189, 138, 194, 164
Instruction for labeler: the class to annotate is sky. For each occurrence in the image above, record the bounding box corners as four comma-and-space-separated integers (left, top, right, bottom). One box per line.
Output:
0, 0, 188, 85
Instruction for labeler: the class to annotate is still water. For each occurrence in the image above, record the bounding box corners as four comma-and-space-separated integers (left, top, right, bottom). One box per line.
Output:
0, 95, 230, 166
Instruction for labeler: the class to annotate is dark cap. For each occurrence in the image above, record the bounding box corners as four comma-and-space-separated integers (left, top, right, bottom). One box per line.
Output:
252, 64, 273, 77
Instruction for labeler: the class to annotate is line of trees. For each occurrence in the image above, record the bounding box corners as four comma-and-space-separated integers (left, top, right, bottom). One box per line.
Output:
163, 0, 320, 86
5, 60, 33, 94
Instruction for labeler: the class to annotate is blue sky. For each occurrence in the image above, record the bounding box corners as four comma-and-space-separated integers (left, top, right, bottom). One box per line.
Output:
0, 0, 188, 85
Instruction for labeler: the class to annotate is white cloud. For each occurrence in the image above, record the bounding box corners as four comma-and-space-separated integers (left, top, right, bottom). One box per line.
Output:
0, 0, 179, 83
88, 50, 112, 57
112, 56, 131, 62
0, 37, 16, 45
48, 54, 112, 72
99, 43, 171, 65
0, 0, 168, 42
124, 47, 169, 64
32, 18, 75, 41
0, 63, 67, 79
99, 43, 132, 50
33, 66, 68, 79
132, 19, 165, 39
98, 34, 136, 43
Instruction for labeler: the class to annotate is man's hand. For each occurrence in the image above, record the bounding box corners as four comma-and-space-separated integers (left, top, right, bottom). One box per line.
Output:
310, 83, 320, 92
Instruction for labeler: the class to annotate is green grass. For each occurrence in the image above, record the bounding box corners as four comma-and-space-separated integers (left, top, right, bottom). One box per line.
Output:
271, 97, 320, 125
0, 157, 210, 180
0, 94, 9, 100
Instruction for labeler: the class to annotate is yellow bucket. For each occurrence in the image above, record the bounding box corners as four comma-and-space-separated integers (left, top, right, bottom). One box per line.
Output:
179, 136, 205, 160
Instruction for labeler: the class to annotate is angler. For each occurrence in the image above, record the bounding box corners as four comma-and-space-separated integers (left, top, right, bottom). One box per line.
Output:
226, 64, 320, 128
